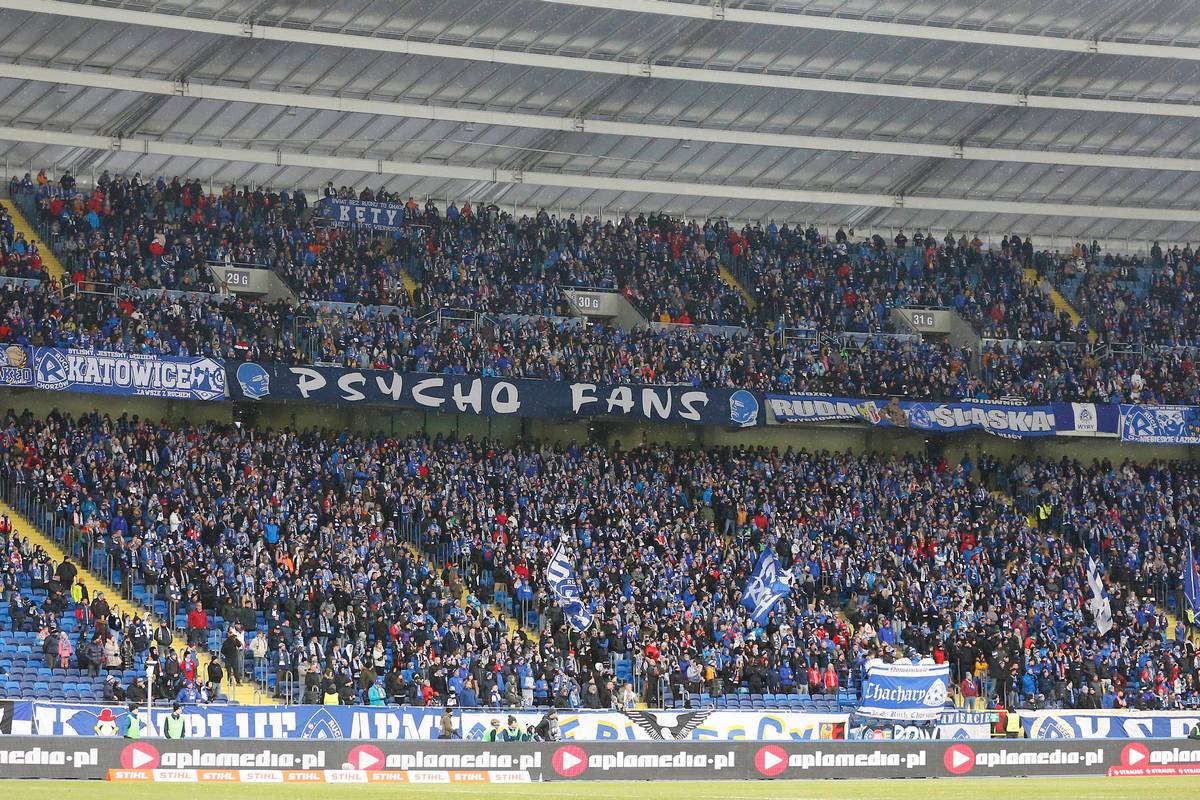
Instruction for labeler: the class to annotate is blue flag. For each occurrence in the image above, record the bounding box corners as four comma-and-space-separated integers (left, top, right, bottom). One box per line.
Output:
741, 548, 792, 624
546, 542, 593, 632
1085, 553, 1113, 635
1184, 541, 1200, 626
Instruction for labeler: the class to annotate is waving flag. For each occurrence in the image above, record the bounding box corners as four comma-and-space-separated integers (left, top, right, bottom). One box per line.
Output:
1085, 554, 1114, 635
741, 548, 792, 624
546, 541, 593, 632
1184, 541, 1200, 626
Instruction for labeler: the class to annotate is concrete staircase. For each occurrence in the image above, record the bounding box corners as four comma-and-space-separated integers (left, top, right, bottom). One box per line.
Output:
0, 197, 67, 284
989, 488, 1037, 528
718, 262, 757, 312
1022, 266, 1097, 344
399, 268, 418, 302
400, 543, 538, 645
0, 496, 270, 706
1166, 611, 1200, 647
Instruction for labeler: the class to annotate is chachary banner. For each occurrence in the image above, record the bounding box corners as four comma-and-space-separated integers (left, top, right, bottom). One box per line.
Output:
857, 661, 951, 721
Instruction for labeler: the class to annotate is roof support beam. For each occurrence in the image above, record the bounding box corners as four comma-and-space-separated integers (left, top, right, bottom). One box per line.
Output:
1, 124, 1197, 223
4, 0, 1200, 118
8, 63, 1200, 174
539, 0, 1200, 61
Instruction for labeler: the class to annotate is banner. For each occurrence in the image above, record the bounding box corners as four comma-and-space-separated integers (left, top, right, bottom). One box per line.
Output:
741, 549, 792, 624
546, 542, 592, 633
0, 699, 29, 735
229, 363, 763, 428
28, 702, 444, 739
1084, 554, 1113, 635
0, 735, 1183, 781
21, 702, 844, 742
1021, 710, 1200, 740
459, 710, 846, 742
849, 721, 936, 740
1054, 402, 1120, 437
857, 661, 950, 721
0, 344, 225, 400
936, 711, 999, 741
323, 198, 410, 231
851, 711, 998, 741
766, 395, 1060, 438
1120, 404, 1200, 444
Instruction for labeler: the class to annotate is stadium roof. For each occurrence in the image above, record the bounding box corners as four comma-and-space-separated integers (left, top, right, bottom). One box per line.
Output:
2, 0, 1200, 244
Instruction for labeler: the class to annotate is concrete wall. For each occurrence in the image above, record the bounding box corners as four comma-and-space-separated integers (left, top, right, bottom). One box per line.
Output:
891, 307, 982, 368
207, 264, 296, 303
561, 288, 647, 330
0, 389, 232, 426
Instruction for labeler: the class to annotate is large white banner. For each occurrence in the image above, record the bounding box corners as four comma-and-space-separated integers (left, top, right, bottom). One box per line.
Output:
459, 709, 847, 741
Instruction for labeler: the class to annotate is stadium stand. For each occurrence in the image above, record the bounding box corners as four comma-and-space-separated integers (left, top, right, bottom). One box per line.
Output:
1, 408, 1196, 711
4, 172, 1200, 404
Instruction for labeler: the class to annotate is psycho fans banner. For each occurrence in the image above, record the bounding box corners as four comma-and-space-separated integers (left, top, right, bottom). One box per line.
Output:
1, 344, 1197, 445
228, 362, 764, 427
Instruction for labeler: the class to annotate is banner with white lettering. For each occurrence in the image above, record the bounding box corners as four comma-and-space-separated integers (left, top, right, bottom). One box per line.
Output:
1021, 710, 1200, 740
857, 661, 951, 721
1119, 404, 1200, 444
1053, 402, 1119, 437
935, 711, 999, 740
323, 198, 410, 231
228, 362, 763, 428
0, 344, 225, 400
766, 394, 1064, 438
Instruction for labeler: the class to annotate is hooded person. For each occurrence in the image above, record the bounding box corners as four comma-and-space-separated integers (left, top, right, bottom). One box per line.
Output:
534, 708, 560, 742
438, 707, 459, 740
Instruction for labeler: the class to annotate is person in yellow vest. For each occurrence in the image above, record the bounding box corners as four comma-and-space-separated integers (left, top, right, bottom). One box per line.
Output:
1037, 502, 1052, 532
123, 704, 142, 739
1005, 708, 1021, 739
163, 703, 186, 739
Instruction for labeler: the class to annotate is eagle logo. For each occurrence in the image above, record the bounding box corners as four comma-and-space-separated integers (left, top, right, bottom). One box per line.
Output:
622, 709, 714, 740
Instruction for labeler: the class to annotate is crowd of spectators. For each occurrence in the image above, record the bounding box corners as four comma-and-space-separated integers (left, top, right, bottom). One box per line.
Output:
729, 223, 1080, 342
1001, 456, 1200, 709
1, 521, 234, 704
981, 340, 1200, 406
0, 201, 53, 282
1, 408, 1196, 710
7, 170, 1200, 404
